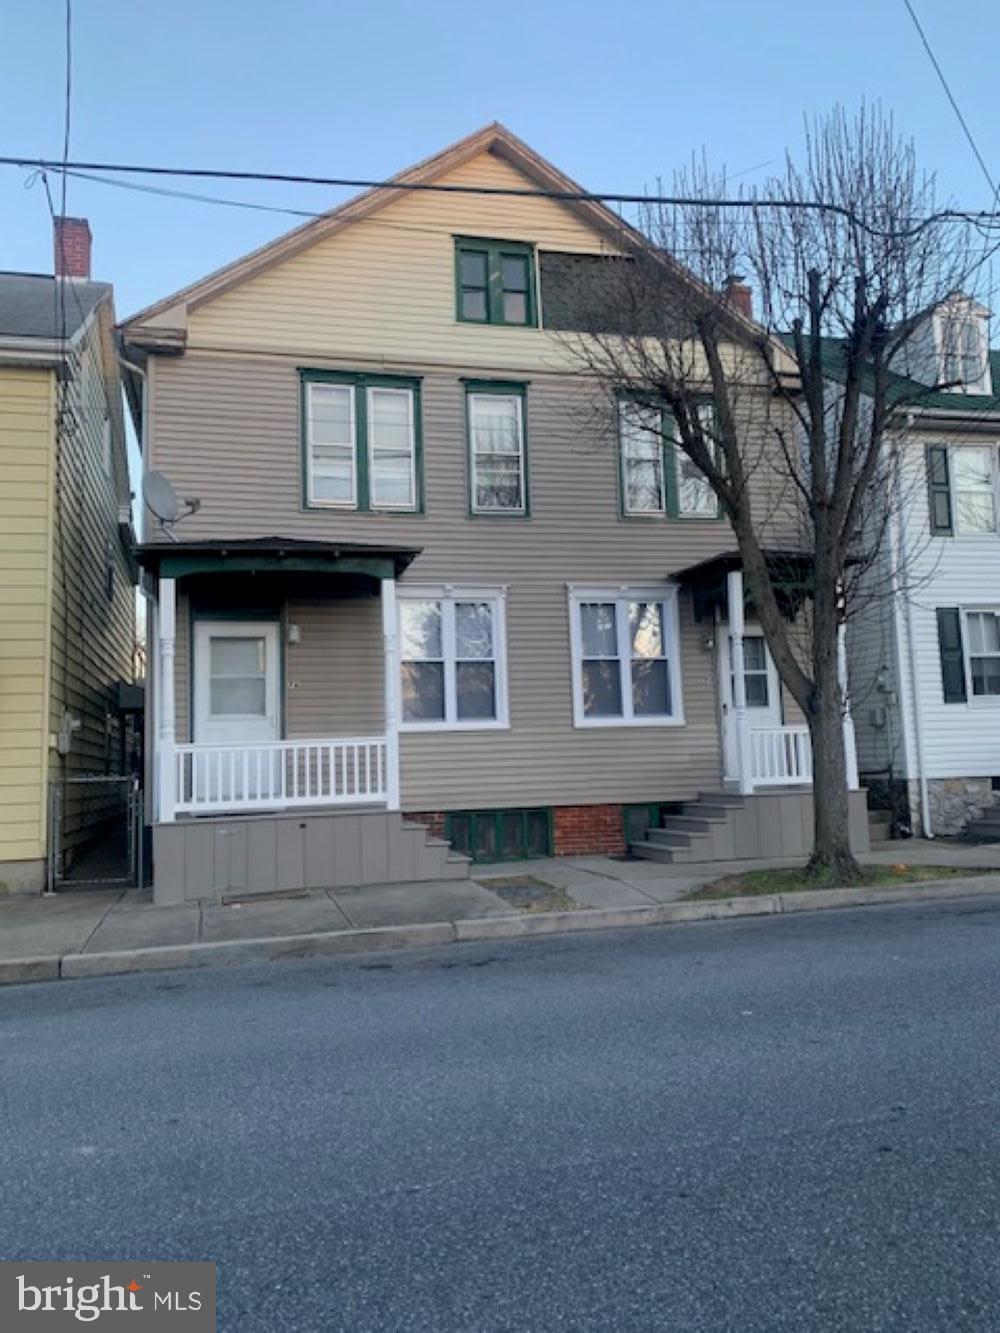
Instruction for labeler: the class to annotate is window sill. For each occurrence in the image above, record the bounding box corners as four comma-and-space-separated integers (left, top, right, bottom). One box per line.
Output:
572, 715, 686, 729
304, 501, 422, 516
401, 721, 511, 734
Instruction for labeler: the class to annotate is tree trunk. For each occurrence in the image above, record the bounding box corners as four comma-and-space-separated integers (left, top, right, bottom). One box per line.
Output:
806, 662, 861, 881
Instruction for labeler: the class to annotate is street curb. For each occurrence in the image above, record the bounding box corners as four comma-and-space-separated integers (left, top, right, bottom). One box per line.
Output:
2, 874, 999, 987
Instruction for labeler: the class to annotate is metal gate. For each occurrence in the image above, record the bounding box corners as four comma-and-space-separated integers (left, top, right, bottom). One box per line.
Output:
47, 774, 143, 892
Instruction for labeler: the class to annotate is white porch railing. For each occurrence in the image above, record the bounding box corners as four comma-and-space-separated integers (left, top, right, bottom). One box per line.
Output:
173, 736, 388, 815
747, 726, 813, 787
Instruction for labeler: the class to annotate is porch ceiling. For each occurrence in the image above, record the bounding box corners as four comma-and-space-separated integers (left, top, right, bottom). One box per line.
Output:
135, 536, 421, 581
674, 548, 816, 622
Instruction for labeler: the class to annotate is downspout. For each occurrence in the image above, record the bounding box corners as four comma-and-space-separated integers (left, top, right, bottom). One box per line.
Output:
894, 412, 932, 837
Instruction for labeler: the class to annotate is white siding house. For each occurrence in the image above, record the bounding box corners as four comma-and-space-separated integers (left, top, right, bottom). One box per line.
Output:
847, 301, 1000, 836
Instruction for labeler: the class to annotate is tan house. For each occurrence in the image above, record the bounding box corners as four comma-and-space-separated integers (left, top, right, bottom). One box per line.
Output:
119, 125, 866, 905
0, 220, 137, 893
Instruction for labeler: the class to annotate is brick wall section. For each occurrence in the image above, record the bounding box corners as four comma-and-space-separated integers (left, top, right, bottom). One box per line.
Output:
553, 803, 626, 856
406, 811, 446, 839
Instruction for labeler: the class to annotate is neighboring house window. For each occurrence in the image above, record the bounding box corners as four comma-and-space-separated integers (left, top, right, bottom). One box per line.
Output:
466, 383, 527, 514
619, 399, 719, 519
966, 611, 1000, 696
102, 417, 113, 479
301, 371, 421, 512
938, 309, 986, 389
399, 587, 508, 730
936, 607, 1000, 701
568, 586, 684, 727
926, 444, 999, 535
953, 446, 996, 534
455, 239, 536, 327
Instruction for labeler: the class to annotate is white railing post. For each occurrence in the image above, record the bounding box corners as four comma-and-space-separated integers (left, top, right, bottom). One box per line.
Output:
157, 577, 177, 823
837, 613, 859, 791
727, 569, 753, 794
381, 577, 401, 811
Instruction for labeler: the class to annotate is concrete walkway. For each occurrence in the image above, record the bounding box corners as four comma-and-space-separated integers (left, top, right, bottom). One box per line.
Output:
1, 839, 998, 984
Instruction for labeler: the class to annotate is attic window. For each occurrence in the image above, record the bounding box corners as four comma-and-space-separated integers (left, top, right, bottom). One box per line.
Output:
937, 302, 989, 392
455, 238, 536, 327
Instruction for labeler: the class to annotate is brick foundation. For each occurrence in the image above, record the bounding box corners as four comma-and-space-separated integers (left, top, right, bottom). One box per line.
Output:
405, 810, 446, 839
553, 803, 626, 857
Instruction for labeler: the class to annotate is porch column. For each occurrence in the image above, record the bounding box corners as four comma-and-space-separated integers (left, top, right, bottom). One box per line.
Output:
837, 611, 860, 791
727, 569, 753, 794
157, 577, 177, 823
381, 577, 401, 811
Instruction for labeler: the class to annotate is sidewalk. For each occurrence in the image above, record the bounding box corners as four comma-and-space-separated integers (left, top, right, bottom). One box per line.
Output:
2, 840, 998, 985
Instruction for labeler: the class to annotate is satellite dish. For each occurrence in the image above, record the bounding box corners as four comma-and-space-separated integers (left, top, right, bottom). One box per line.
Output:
143, 471, 180, 522
142, 470, 201, 542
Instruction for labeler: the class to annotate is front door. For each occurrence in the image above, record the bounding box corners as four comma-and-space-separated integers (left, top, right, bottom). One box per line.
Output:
194, 621, 280, 745
719, 626, 782, 781
193, 622, 281, 801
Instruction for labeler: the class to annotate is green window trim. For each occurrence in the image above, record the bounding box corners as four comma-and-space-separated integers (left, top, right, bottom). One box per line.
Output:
455, 237, 538, 328
299, 368, 424, 514
618, 395, 722, 522
445, 808, 553, 862
464, 379, 530, 518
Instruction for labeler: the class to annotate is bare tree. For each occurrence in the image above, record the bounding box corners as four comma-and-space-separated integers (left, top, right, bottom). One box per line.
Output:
560, 106, 979, 880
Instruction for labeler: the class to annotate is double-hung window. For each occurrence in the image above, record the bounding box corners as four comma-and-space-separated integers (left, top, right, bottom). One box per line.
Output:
967, 611, 1000, 697
466, 383, 527, 514
953, 446, 997, 534
399, 587, 509, 729
456, 238, 536, 327
302, 371, 421, 512
569, 587, 683, 726
619, 399, 719, 519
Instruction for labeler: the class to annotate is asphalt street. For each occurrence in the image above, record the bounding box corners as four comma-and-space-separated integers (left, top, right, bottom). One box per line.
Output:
2, 896, 999, 1331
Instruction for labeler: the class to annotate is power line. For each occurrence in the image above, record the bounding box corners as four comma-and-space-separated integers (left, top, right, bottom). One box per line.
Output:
1, 151, 993, 239
901, 0, 995, 197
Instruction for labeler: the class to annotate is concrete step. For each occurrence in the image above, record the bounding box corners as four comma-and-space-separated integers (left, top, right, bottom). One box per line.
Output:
629, 840, 679, 863
660, 815, 716, 834
681, 803, 731, 821
644, 829, 694, 848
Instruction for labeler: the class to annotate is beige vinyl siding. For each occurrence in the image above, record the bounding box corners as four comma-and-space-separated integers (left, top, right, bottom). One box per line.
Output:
49, 310, 136, 856
0, 366, 54, 866
188, 152, 619, 374
150, 355, 789, 807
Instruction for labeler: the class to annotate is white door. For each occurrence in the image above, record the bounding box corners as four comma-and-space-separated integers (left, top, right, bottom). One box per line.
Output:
193, 622, 281, 802
719, 626, 782, 781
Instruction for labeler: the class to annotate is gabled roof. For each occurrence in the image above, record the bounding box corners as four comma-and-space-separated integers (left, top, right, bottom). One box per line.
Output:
796, 335, 1000, 421
0, 272, 110, 341
121, 122, 644, 332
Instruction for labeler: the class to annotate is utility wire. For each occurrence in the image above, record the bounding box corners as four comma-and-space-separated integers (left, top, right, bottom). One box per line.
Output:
1, 151, 993, 239
901, 0, 995, 198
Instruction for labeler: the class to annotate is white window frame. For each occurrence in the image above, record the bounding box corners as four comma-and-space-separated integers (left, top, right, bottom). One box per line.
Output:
962, 607, 1000, 703
305, 381, 357, 510
951, 444, 999, 536
935, 304, 990, 394
366, 384, 417, 512
398, 585, 510, 732
567, 584, 684, 728
468, 391, 526, 515
620, 402, 666, 517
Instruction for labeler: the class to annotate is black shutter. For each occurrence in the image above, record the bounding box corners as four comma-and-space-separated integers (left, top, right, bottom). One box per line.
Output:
936, 607, 967, 703
926, 445, 953, 535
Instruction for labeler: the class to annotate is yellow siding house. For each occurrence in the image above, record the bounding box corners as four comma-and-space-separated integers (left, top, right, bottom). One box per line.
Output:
0, 221, 136, 893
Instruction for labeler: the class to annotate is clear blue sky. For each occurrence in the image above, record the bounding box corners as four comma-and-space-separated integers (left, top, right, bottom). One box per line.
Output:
2, 0, 999, 321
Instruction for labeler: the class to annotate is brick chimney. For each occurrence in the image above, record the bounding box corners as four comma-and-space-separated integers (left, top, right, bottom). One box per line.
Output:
724, 274, 752, 321
53, 216, 92, 279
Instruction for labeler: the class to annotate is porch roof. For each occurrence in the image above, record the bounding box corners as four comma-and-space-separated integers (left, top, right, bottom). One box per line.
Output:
135, 536, 421, 581
674, 548, 816, 621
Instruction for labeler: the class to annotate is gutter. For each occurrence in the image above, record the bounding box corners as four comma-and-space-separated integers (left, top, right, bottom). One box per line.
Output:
894, 413, 932, 837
